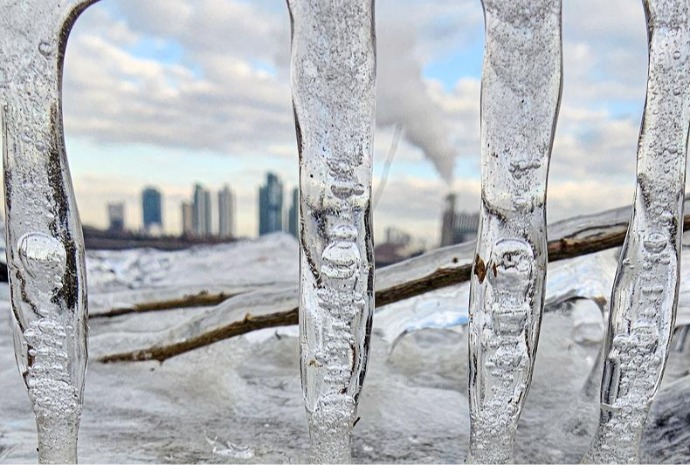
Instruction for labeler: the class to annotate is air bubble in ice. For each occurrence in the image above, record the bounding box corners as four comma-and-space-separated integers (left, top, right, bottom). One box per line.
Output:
643, 233, 667, 253
18, 232, 66, 284
321, 242, 360, 279
329, 224, 357, 241
331, 181, 364, 199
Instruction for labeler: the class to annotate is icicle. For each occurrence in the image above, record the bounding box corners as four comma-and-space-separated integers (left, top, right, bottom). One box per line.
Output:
286, 1, 376, 463
467, 0, 563, 463
0, 1, 97, 463
582, 1, 690, 463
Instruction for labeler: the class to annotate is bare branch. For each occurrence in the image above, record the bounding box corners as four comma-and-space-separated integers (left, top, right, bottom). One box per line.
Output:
90, 290, 245, 319
96, 200, 690, 364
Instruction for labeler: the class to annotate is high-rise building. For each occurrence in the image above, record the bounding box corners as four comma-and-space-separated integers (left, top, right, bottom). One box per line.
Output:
204, 189, 212, 235
259, 172, 284, 235
192, 183, 212, 236
218, 185, 235, 238
288, 187, 299, 238
142, 187, 163, 232
181, 202, 193, 236
107, 202, 125, 232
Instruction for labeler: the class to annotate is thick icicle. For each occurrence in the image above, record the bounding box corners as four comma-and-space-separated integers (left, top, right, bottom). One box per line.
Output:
0, 1, 97, 462
582, 1, 690, 463
467, 0, 562, 463
286, 1, 376, 463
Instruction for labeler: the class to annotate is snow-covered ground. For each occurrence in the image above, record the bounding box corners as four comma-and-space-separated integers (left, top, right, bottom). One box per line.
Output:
0, 234, 689, 463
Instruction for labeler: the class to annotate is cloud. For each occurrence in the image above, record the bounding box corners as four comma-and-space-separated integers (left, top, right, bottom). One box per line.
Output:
113, 0, 289, 63
372, 175, 480, 245
563, 0, 648, 96
374, 0, 483, 185
63, 0, 483, 186
35, 0, 679, 245
64, 1, 294, 156
547, 180, 633, 222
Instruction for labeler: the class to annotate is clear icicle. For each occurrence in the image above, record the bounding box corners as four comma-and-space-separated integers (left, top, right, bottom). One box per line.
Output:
582, 1, 690, 463
286, 1, 376, 463
467, 1, 562, 463
0, 1, 96, 463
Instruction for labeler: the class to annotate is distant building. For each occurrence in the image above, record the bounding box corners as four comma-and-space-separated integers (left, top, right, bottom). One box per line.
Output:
456, 212, 480, 243
218, 185, 235, 238
386, 227, 411, 246
440, 194, 458, 247
375, 227, 422, 266
181, 202, 193, 236
288, 187, 299, 238
107, 203, 125, 232
440, 193, 479, 247
192, 184, 212, 236
204, 189, 212, 235
142, 187, 163, 233
259, 172, 284, 235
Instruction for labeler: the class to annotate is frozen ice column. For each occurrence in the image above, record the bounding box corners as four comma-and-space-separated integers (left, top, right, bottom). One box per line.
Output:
286, 0, 376, 463
0, 0, 97, 463
467, 0, 562, 463
583, 1, 690, 463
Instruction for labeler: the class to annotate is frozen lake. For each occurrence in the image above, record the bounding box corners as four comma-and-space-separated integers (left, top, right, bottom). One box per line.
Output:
0, 234, 689, 463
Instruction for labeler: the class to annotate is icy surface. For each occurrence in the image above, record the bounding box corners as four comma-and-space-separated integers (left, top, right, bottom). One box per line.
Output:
0, 1, 97, 462
287, 1, 376, 462
86, 233, 299, 315
377, 250, 616, 348
0, 238, 690, 462
583, 2, 690, 463
468, 0, 562, 462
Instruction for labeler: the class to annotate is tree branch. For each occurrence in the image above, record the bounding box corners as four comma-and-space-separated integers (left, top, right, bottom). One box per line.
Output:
96, 200, 689, 364
90, 290, 244, 318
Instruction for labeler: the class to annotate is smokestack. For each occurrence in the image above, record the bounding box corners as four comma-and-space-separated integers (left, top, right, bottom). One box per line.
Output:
440, 193, 458, 247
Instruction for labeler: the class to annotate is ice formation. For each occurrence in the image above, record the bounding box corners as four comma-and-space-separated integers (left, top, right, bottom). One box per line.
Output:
467, 0, 563, 462
286, 0, 376, 463
583, 1, 690, 463
0, 1, 96, 462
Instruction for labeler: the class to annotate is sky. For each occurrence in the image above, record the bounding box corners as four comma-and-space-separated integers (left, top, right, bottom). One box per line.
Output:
4, 0, 659, 246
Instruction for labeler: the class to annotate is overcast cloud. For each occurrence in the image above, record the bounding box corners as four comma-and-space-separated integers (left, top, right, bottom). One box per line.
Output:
24, 0, 664, 244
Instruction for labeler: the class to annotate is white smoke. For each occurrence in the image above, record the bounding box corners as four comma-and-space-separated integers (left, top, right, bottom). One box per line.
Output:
376, 21, 458, 185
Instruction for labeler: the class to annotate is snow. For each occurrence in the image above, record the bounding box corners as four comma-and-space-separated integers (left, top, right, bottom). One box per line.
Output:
0, 236, 689, 463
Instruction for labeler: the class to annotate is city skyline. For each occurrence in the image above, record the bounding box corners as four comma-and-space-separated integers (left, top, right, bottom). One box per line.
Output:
16, 0, 662, 245
102, 183, 238, 238
97, 175, 480, 250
